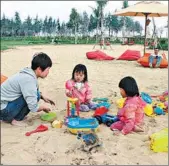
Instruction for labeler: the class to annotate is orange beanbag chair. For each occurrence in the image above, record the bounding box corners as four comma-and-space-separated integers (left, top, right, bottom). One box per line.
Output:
117, 50, 141, 61
137, 53, 168, 68
86, 50, 115, 60
1, 74, 8, 84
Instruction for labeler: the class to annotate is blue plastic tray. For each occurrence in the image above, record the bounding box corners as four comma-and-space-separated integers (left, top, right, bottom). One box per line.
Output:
67, 117, 99, 129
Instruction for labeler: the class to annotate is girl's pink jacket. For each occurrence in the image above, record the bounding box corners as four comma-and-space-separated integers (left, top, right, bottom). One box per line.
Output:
112, 96, 146, 135
65, 79, 92, 104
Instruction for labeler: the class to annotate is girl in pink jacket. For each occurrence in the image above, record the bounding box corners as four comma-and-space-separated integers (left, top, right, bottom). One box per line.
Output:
110, 76, 146, 135
65, 64, 97, 112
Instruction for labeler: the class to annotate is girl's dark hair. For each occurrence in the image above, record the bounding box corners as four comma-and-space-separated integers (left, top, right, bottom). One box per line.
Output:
119, 76, 139, 97
31, 52, 52, 71
72, 64, 88, 82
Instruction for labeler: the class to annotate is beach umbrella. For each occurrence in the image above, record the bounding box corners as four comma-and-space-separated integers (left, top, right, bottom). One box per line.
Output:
113, 1, 168, 54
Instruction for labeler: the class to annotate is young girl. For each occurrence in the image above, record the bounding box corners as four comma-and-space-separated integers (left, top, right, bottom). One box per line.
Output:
110, 76, 146, 135
65, 64, 97, 112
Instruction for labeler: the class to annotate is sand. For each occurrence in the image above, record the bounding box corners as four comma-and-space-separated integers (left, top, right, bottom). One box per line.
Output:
1, 44, 168, 165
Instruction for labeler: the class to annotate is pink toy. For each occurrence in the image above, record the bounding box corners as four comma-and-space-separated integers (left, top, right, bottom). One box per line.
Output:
25, 124, 48, 136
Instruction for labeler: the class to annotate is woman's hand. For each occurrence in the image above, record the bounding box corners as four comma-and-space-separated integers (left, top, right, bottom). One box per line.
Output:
38, 105, 51, 113
41, 94, 55, 105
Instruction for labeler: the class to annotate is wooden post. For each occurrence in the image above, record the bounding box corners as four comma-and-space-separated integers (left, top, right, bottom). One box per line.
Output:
144, 13, 150, 55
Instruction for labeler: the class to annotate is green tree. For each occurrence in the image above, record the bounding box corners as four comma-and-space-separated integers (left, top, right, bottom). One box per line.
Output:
125, 17, 134, 35
68, 8, 81, 44
23, 15, 33, 36
42, 16, 48, 34
134, 21, 143, 35
57, 18, 61, 34
80, 11, 90, 36
47, 16, 53, 34
14, 11, 22, 36
88, 14, 97, 34
33, 15, 42, 34
60, 22, 66, 36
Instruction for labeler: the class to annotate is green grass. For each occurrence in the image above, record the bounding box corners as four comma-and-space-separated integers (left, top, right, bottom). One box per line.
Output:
1, 40, 51, 51
1, 37, 168, 51
1, 40, 30, 50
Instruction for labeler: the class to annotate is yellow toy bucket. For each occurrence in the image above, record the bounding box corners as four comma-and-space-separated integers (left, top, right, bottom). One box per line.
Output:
150, 128, 168, 152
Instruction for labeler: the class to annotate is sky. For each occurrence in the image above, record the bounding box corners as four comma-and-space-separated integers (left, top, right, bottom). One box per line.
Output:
1, 1, 168, 35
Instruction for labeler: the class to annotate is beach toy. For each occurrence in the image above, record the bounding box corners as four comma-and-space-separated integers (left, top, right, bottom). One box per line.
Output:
159, 95, 166, 102
143, 104, 154, 116
116, 98, 126, 109
93, 107, 119, 126
41, 112, 57, 122
165, 96, 168, 101
163, 90, 168, 96
25, 124, 48, 136
67, 117, 99, 135
164, 101, 168, 108
150, 128, 168, 152
141, 92, 152, 104
157, 102, 166, 109
77, 130, 102, 152
96, 102, 111, 109
154, 107, 165, 115
164, 101, 168, 113
93, 97, 108, 103
52, 120, 63, 128
67, 97, 79, 117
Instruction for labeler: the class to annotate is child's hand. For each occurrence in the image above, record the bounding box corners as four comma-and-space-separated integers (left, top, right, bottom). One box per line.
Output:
112, 129, 121, 136
66, 91, 72, 97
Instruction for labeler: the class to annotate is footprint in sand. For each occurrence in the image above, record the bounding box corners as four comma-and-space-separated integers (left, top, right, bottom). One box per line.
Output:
36, 152, 54, 164
148, 118, 157, 127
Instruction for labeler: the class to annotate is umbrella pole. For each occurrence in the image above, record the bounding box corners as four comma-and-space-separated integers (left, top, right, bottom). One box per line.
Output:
144, 13, 149, 55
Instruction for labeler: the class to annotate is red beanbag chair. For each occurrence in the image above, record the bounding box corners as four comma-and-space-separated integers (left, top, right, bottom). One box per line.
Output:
86, 50, 115, 60
117, 49, 141, 61
137, 53, 168, 68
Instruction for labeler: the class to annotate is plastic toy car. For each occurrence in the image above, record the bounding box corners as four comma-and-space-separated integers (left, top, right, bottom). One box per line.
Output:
93, 107, 119, 127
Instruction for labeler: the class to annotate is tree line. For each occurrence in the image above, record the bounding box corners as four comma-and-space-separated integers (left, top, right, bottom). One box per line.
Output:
1, 1, 143, 38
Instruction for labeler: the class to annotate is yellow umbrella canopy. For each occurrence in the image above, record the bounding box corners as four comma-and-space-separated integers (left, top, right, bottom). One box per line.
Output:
113, 1, 168, 54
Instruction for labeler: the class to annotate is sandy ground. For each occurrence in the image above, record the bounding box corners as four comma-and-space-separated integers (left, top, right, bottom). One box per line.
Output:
1, 44, 168, 165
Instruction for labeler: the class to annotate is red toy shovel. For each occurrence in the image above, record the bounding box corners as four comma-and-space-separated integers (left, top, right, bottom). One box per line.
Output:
25, 124, 48, 136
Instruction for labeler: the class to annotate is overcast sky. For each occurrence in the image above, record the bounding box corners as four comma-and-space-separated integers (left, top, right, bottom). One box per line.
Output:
1, 1, 168, 29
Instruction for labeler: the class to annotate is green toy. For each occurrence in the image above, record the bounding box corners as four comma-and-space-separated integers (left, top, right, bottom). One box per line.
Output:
41, 112, 57, 122
92, 97, 108, 103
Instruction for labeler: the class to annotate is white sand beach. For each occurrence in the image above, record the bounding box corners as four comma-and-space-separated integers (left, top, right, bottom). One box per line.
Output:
1, 44, 168, 165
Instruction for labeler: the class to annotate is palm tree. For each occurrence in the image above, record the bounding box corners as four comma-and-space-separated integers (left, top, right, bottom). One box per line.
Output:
122, 0, 129, 44
96, 0, 108, 45
90, 0, 108, 47
89, 6, 100, 42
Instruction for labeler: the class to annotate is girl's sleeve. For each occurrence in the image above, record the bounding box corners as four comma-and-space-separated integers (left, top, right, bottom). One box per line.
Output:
65, 80, 73, 95
121, 104, 136, 135
86, 84, 92, 101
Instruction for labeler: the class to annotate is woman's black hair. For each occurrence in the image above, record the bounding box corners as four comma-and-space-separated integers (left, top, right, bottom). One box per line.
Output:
71, 64, 88, 82
119, 76, 139, 97
31, 52, 52, 71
